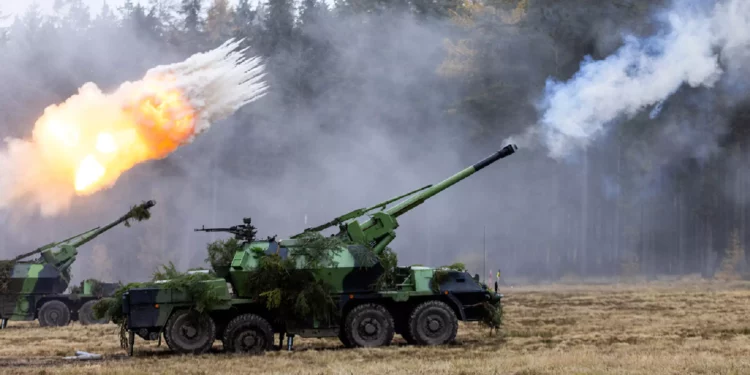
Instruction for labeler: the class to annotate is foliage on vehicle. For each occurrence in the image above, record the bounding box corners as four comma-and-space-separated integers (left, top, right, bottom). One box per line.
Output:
69, 278, 107, 297
371, 247, 399, 290
205, 237, 242, 271
123, 202, 154, 227
92, 266, 220, 324
479, 301, 503, 330
246, 232, 344, 324
430, 262, 468, 292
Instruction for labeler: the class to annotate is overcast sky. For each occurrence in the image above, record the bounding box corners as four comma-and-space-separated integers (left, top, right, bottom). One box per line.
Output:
1, 1, 245, 20
3, 1, 126, 17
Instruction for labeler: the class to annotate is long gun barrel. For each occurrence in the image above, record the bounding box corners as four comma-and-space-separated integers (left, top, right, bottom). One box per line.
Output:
362, 144, 517, 228
10, 227, 102, 262
292, 184, 433, 237
330, 144, 518, 254
70, 200, 156, 248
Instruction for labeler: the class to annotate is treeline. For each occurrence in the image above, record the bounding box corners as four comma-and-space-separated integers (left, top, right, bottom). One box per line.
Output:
0, 0, 748, 283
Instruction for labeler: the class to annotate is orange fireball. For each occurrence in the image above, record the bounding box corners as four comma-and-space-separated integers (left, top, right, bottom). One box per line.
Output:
0, 38, 267, 217
31, 75, 197, 195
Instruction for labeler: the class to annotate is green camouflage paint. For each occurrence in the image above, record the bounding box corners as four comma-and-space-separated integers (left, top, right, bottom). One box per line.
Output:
122, 145, 517, 354
0, 200, 156, 327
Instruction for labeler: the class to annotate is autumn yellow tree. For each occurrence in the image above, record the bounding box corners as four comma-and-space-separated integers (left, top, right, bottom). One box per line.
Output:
206, 0, 234, 43
437, 0, 528, 77
437, 0, 529, 140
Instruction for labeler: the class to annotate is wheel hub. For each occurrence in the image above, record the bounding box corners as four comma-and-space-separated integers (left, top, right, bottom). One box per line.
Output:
239, 331, 260, 350
428, 319, 440, 331
181, 325, 198, 339
424, 315, 444, 336
359, 318, 381, 340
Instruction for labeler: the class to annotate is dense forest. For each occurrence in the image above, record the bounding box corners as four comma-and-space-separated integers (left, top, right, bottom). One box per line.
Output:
0, 0, 748, 284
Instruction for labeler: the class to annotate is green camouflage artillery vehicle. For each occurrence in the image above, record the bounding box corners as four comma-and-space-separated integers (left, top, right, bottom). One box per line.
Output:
121, 145, 517, 355
0, 200, 155, 328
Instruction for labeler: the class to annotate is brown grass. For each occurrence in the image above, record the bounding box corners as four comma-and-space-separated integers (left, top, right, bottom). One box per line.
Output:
4, 280, 750, 374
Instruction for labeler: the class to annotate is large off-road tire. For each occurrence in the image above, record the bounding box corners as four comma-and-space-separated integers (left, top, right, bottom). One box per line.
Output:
407, 300, 458, 346
79, 300, 108, 325
222, 313, 273, 354
163, 310, 216, 355
343, 303, 394, 348
38, 300, 71, 327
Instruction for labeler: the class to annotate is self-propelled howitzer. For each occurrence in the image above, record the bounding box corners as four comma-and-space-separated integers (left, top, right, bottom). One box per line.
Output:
0, 200, 156, 328
120, 146, 517, 356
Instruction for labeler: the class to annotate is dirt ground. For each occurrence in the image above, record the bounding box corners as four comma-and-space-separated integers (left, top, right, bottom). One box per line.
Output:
3, 279, 750, 374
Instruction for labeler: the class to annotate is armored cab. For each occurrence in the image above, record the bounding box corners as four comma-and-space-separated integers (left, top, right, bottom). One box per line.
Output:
0, 200, 155, 328
122, 145, 517, 355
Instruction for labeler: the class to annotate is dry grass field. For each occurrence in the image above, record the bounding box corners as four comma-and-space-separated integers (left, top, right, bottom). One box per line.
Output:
3, 279, 750, 374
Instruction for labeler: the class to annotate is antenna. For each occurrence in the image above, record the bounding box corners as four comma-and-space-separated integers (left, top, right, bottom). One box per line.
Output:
483, 225, 486, 285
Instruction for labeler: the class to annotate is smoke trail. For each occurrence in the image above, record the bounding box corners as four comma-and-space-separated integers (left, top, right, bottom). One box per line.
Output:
0, 39, 267, 217
531, 0, 750, 159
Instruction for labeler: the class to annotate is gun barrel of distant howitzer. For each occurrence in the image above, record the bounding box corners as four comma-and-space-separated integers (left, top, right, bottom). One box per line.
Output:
364, 144, 518, 226
9, 227, 102, 262
70, 200, 156, 248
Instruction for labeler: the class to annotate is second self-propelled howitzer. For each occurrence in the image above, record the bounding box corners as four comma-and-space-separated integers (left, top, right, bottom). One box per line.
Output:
120, 145, 517, 356
0, 200, 156, 328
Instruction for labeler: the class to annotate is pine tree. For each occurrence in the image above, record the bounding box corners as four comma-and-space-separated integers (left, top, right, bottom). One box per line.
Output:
0, 7, 7, 45
56, 0, 92, 34
95, 1, 117, 27
298, 0, 322, 28
206, 0, 234, 43
230, 0, 258, 49
261, 0, 295, 55
180, 0, 203, 34
178, 0, 207, 51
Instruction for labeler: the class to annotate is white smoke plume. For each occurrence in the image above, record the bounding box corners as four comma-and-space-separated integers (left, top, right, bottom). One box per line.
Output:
0, 39, 267, 217
518, 0, 750, 159
146, 39, 268, 136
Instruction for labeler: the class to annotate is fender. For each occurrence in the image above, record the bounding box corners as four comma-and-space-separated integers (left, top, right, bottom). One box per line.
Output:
443, 293, 467, 320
